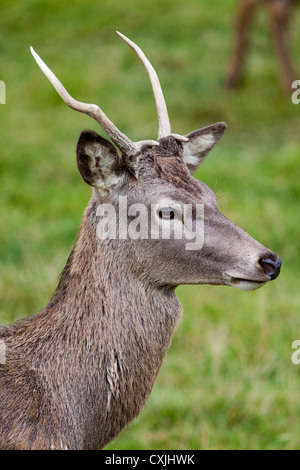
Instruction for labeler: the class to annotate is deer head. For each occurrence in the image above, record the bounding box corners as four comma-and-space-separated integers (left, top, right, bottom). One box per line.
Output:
31, 32, 281, 292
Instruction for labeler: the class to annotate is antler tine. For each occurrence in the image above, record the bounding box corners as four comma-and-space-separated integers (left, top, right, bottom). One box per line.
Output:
30, 46, 136, 155
116, 31, 172, 140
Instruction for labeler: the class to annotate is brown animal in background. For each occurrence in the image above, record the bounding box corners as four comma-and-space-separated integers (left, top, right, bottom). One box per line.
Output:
0, 32, 281, 450
226, 0, 298, 91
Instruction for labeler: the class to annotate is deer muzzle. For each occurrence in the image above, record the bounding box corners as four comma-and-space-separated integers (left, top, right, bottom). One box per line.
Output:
259, 256, 282, 280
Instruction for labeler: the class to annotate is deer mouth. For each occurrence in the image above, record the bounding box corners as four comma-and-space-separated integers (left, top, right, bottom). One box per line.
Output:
229, 277, 268, 291
225, 256, 281, 291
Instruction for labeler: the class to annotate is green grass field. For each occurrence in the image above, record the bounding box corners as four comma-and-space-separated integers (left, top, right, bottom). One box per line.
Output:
1, 0, 300, 449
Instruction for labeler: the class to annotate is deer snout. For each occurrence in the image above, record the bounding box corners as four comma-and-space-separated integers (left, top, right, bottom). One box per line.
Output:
259, 256, 282, 280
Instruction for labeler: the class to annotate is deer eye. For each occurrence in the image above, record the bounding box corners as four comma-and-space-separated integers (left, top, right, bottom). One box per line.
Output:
158, 207, 175, 220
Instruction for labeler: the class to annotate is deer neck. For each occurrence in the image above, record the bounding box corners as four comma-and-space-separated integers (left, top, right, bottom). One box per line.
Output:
38, 195, 182, 448
52, 194, 182, 338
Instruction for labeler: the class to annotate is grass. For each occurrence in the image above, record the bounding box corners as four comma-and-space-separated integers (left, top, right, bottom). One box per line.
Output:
1, 0, 300, 450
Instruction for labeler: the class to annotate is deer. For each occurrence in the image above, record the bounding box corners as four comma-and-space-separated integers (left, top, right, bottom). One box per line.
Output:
0, 32, 281, 450
226, 0, 298, 92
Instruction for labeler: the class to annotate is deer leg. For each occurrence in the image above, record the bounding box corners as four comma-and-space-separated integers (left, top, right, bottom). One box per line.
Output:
226, 0, 259, 88
268, 0, 297, 92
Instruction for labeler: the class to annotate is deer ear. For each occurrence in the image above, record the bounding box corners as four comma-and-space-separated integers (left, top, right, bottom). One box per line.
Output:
76, 130, 124, 192
183, 122, 227, 174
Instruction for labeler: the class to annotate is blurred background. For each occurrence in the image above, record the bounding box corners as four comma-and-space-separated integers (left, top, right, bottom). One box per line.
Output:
0, 0, 300, 449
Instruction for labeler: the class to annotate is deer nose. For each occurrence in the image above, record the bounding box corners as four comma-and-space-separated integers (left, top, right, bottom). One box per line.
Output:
259, 256, 282, 280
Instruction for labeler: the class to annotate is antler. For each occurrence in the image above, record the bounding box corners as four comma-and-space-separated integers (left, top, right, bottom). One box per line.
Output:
116, 31, 171, 139
30, 33, 187, 155
30, 47, 143, 155
117, 32, 188, 143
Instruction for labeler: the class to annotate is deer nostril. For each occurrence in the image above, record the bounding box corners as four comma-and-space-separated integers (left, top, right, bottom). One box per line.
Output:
259, 257, 282, 280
